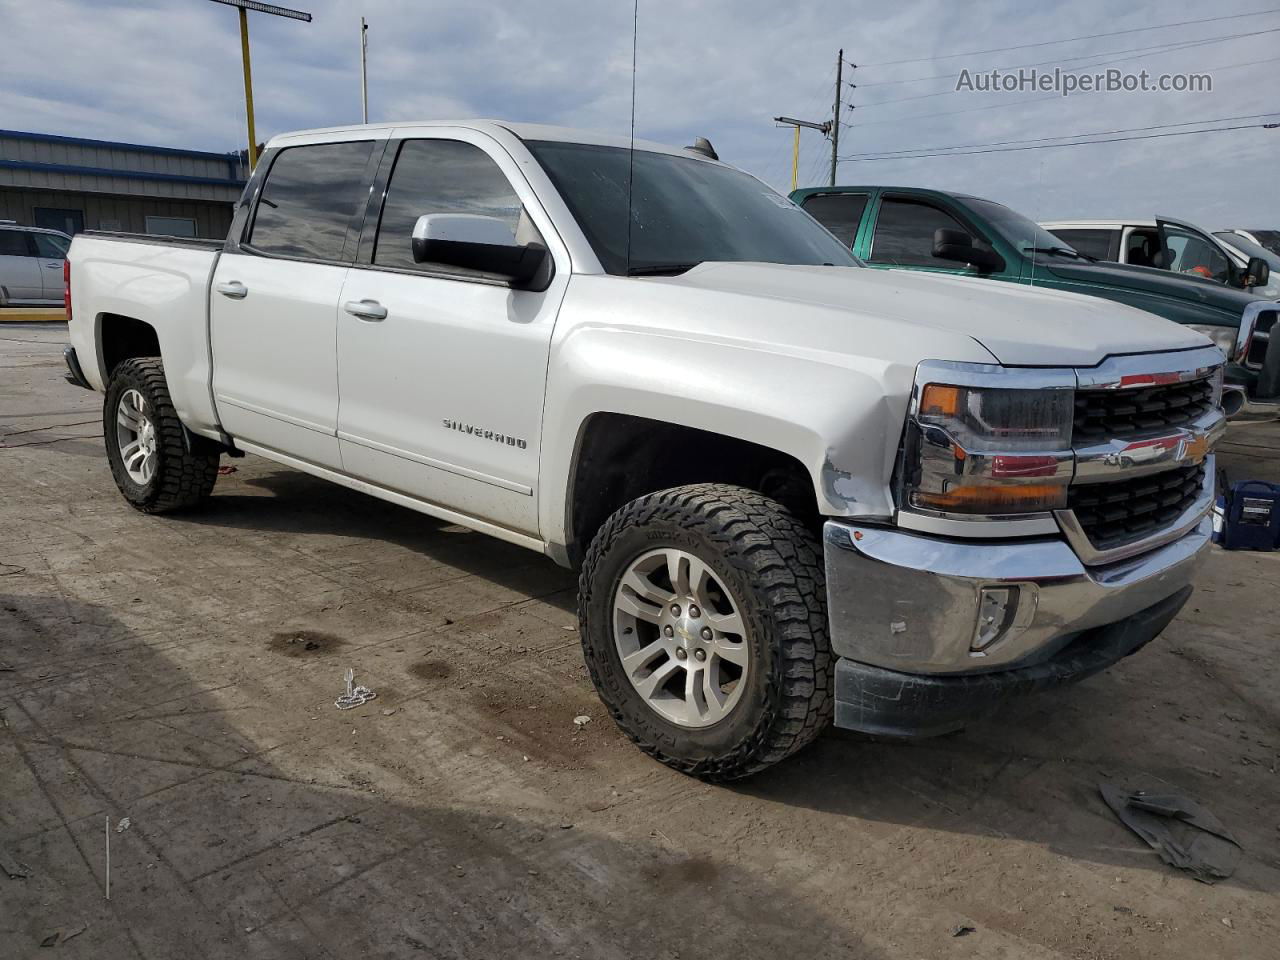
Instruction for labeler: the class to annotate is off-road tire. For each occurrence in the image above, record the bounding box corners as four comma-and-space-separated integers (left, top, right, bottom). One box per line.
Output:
104, 357, 219, 513
579, 483, 833, 780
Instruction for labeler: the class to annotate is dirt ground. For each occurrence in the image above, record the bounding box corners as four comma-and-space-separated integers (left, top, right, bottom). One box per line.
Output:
2, 322, 1278, 959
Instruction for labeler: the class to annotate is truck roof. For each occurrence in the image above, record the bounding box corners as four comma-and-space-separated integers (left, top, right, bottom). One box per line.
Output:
267, 120, 708, 160
789, 184, 999, 204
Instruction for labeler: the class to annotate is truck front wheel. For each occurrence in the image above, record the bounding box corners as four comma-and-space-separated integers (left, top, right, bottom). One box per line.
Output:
103, 357, 219, 513
579, 483, 832, 780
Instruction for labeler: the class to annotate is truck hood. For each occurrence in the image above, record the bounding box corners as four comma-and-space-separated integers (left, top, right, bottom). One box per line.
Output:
661, 262, 1208, 366
1044, 260, 1260, 318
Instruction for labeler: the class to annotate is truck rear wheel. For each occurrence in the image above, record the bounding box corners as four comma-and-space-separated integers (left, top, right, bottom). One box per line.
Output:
103, 357, 219, 513
579, 483, 832, 780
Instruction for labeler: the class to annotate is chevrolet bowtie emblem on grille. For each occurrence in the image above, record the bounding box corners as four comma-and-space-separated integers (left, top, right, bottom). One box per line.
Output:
1101, 431, 1210, 469
1177, 433, 1210, 465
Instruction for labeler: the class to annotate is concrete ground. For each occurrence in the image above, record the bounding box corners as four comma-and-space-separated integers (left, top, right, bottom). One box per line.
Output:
2, 322, 1279, 959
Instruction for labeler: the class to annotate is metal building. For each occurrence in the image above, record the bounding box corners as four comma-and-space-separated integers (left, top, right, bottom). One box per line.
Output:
0, 129, 248, 239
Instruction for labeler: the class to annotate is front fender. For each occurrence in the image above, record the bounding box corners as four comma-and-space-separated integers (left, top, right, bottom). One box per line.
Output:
537, 324, 917, 547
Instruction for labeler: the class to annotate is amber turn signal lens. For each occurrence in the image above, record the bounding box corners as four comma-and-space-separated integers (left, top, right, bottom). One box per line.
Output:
921, 384, 962, 417
913, 482, 1067, 513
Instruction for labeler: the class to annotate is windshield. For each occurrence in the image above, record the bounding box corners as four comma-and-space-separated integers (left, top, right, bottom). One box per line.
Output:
1247, 230, 1280, 256
961, 198, 1080, 256
525, 141, 861, 275
1214, 231, 1280, 268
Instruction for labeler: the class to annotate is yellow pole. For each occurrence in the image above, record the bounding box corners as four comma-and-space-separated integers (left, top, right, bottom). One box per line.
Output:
238, 7, 258, 169
790, 125, 800, 191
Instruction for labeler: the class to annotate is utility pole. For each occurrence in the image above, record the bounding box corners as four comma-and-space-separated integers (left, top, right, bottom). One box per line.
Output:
830, 49, 842, 186
208, 0, 312, 169
360, 17, 369, 123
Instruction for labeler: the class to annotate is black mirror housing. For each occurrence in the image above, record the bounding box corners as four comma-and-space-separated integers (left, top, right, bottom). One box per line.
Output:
1245, 255, 1271, 289
932, 227, 1004, 273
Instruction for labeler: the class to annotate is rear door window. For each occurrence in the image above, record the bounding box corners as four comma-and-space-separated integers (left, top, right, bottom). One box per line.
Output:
0, 230, 33, 257
800, 193, 868, 248
869, 198, 970, 267
248, 141, 375, 261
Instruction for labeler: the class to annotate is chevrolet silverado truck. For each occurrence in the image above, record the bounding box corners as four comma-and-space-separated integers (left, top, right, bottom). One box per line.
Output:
64, 122, 1226, 780
792, 185, 1278, 419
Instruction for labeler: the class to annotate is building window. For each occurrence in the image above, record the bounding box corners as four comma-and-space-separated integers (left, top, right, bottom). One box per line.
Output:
145, 216, 197, 238
33, 208, 84, 235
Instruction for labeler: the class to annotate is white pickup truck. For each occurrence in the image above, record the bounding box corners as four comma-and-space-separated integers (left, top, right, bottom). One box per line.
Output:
64, 121, 1227, 779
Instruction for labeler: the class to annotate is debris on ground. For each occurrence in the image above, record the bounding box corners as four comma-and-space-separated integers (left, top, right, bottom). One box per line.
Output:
217, 465, 238, 475
39, 922, 86, 947
1099, 781, 1242, 883
573, 715, 591, 726
0, 848, 32, 879
115, 817, 130, 833
951, 925, 975, 938
335, 668, 377, 710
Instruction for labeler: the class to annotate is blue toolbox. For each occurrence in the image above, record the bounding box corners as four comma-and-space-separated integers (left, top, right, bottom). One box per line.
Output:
1215, 480, 1280, 551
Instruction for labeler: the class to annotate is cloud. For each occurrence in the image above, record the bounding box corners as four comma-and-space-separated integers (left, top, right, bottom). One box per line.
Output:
0, 0, 1275, 224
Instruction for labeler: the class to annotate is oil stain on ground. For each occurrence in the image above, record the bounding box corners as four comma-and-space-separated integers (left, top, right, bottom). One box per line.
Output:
408, 659, 453, 681
268, 630, 347, 658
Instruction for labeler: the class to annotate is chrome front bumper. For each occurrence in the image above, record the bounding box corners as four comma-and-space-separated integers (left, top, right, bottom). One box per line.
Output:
823, 514, 1211, 676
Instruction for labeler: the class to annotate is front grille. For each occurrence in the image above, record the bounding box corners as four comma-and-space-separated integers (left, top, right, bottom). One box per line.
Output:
1246, 310, 1275, 368
1067, 462, 1206, 552
1072, 377, 1215, 443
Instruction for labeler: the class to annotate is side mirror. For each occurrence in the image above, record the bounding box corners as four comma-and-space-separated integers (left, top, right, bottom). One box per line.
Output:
411, 214, 548, 287
932, 227, 1004, 273
1245, 255, 1271, 289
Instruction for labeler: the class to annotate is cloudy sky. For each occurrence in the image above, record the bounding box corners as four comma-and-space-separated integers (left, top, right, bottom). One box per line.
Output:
3, 0, 1278, 226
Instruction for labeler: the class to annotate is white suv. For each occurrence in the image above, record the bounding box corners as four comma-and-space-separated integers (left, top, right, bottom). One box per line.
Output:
0, 223, 72, 306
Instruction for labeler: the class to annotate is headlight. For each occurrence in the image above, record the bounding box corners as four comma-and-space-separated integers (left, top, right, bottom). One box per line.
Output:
1186, 324, 1237, 361
901, 382, 1074, 517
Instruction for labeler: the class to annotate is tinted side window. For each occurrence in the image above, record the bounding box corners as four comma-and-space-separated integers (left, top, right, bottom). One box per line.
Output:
249, 141, 375, 261
1163, 227, 1231, 284
870, 198, 969, 267
374, 139, 524, 274
801, 194, 868, 247
1050, 229, 1116, 261
0, 231, 32, 257
32, 233, 70, 258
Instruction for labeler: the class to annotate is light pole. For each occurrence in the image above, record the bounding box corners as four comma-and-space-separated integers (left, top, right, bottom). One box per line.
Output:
773, 116, 832, 192
208, 0, 313, 170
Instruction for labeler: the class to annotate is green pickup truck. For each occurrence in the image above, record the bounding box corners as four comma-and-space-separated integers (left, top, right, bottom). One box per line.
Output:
790, 185, 1278, 418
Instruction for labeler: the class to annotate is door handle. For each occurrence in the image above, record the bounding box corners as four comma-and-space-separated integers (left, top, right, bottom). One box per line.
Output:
45, 261, 61, 268
216, 281, 248, 299
344, 299, 388, 321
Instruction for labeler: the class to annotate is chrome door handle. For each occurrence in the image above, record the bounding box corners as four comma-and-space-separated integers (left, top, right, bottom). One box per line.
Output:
45, 261, 61, 268
344, 299, 387, 321
216, 281, 248, 299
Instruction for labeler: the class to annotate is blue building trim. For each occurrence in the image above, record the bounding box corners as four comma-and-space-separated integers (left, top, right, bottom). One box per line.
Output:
0, 128, 242, 164
1, 158, 247, 189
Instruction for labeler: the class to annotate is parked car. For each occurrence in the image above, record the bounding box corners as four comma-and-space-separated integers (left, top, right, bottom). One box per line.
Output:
790, 186, 1278, 418
0, 222, 71, 306
1039, 217, 1273, 296
65, 122, 1225, 779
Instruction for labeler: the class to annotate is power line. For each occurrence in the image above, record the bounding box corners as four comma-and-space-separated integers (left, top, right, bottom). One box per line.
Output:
854, 6, 1280, 68
840, 112, 1280, 159
840, 121, 1277, 162
838, 52, 1280, 130
856, 28, 1280, 110
851, 26, 1275, 89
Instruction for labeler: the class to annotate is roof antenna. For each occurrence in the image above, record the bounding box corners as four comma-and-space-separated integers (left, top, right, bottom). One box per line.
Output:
625, 0, 639, 275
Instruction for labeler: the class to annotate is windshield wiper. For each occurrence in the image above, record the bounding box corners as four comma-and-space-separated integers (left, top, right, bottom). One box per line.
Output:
1025, 245, 1097, 263
627, 262, 701, 276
